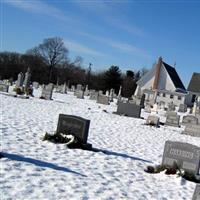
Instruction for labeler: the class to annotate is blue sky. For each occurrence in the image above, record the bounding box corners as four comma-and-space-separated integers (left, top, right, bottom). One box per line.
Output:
1, 0, 200, 86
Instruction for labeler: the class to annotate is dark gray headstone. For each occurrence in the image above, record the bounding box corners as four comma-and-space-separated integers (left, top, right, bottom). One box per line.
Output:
193, 184, 200, 200
56, 114, 90, 144
116, 102, 141, 118
146, 115, 159, 127
165, 112, 180, 127
182, 124, 200, 137
0, 84, 9, 92
97, 95, 109, 105
162, 141, 200, 175
182, 115, 198, 125
178, 104, 187, 113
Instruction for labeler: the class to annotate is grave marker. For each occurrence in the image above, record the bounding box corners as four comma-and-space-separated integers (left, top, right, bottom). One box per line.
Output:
56, 114, 90, 145
182, 115, 198, 125
0, 84, 9, 93
162, 141, 200, 175
97, 94, 109, 105
182, 124, 200, 137
193, 184, 200, 200
116, 101, 141, 118
165, 112, 180, 127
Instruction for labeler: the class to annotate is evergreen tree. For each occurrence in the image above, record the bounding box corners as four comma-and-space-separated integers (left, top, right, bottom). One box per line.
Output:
104, 66, 122, 93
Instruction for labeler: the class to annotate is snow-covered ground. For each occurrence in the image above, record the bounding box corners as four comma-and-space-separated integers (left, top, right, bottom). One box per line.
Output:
1, 88, 200, 200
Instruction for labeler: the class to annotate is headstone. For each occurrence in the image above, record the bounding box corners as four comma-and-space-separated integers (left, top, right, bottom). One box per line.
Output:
99, 90, 103, 95
32, 82, 39, 89
62, 82, 67, 94
16, 72, 24, 88
76, 90, 84, 99
97, 95, 109, 105
165, 112, 180, 127
182, 115, 198, 125
162, 141, 200, 175
116, 101, 141, 118
41, 84, 53, 100
105, 90, 109, 96
76, 84, 82, 91
178, 104, 187, 113
89, 91, 98, 100
23, 67, 31, 91
118, 86, 122, 98
182, 124, 200, 137
146, 115, 159, 127
56, 114, 90, 145
0, 84, 9, 93
71, 85, 75, 92
84, 85, 89, 96
193, 184, 200, 200
109, 88, 114, 102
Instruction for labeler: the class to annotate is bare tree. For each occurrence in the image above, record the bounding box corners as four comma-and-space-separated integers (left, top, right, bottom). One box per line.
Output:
27, 37, 68, 82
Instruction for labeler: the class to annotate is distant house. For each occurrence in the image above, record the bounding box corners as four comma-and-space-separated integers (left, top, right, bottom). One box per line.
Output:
134, 57, 187, 107
185, 72, 200, 107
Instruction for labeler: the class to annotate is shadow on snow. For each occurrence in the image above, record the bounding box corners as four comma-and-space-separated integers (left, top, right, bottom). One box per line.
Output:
2, 152, 86, 177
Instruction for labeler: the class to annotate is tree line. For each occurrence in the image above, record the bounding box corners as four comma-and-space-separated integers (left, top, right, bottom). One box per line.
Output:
0, 37, 148, 97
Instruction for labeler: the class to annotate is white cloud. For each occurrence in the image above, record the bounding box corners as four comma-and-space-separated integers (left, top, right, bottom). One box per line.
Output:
64, 39, 105, 57
80, 32, 151, 59
4, 0, 70, 21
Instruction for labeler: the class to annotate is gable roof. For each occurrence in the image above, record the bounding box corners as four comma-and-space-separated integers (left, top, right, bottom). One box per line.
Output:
162, 62, 186, 91
187, 72, 200, 93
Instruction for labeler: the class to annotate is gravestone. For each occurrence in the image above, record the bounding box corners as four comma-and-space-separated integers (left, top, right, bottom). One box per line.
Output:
105, 90, 109, 96
146, 115, 159, 127
41, 84, 53, 100
16, 72, 24, 88
76, 84, 82, 91
89, 91, 98, 100
193, 184, 200, 200
182, 115, 198, 125
116, 101, 141, 118
0, 84, 9, 93
162, 141, 200, 175
99, 90, 103, 95
62, 82, 67, 94
109, 88, 114, 102
71, 85, 75, 92
23, 68, 31, 91
76, 90, 84, 99
84, 85, 89, 96
56, 114, 91, 149
32, 82, 39, 89
165, 112, 180, 127
178, 104, 187, 113
97, 94, 109, 105
182, 124, 200, 137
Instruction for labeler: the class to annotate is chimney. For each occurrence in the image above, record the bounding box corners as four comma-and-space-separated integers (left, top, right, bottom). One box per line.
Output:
153, 56, 162, 90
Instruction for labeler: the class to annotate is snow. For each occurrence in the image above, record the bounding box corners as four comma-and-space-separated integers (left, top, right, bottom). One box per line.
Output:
1, 88, 200, 200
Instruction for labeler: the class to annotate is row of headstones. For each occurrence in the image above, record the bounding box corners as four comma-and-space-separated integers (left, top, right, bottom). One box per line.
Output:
55, 113, 200, 200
